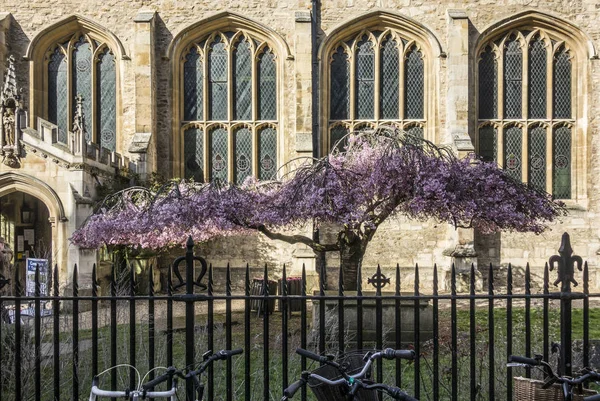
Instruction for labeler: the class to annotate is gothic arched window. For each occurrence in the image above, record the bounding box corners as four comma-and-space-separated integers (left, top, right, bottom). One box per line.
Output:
181, 31, 278, 183
47, 34, 117, 151
477, 30, 574, 198
327, 30, 425, 151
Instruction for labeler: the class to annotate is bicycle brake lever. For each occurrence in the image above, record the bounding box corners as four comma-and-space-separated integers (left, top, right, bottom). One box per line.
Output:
541, 377, 558, 390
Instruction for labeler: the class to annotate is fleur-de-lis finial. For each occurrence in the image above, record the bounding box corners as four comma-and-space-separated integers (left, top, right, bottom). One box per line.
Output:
549, 232, 583, 292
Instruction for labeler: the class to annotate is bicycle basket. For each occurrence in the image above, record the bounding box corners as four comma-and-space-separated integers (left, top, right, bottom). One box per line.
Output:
307, 352, 378, 401
513, 376, 598, 401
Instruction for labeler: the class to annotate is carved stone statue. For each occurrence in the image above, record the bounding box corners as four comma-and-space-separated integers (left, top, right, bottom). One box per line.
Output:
3, 108, 15, 147
1, 54, 23, 168
73, 94, 85, 137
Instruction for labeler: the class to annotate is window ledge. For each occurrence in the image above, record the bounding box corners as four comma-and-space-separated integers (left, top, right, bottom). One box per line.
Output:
560, 198, 588, 212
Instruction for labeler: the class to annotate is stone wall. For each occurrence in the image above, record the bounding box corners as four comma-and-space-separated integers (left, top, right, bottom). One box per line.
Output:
0, 0, 599, 291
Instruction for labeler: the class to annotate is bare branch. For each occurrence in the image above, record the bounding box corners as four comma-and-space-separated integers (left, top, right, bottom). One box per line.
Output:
255, 225, 340, 253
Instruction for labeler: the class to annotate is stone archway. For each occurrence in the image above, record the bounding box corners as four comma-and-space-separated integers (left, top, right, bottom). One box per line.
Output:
0, 172, 67, 288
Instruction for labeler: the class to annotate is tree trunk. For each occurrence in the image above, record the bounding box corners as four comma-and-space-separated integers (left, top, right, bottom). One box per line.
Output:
339, 238, 367, 291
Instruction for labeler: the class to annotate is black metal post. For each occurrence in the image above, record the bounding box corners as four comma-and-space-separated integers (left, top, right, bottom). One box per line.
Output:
549, 232, 582, 377
184, 237, 196, 400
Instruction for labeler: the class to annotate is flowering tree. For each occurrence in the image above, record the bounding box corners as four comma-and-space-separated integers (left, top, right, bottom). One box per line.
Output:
72, 127, 565, 290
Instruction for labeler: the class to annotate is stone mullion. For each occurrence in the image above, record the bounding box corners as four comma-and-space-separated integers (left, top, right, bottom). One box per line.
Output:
251, 45, 258, 123
497, 124, 505, 169
422, 52, 428, 138
522, 39, 528, 121
373, 39, 381, 122
497, 43, 505, 120
522, 123, 528, 183
202, 45, 210, 182
521, 37, 529, 184
546, 124, 553, 194
545, 44, 555, 194
251, 48, 258, 178
348, 49, 356, 124
497, 44, 505, 164
226, 38, 234, 183
252, 125, 258, 178
228, 124, 234, 183
66, 41, 73, 135
203, 123, 209, 183
398, 46, 405, 122
91, 47, 98, 144
547, 43, 554, 121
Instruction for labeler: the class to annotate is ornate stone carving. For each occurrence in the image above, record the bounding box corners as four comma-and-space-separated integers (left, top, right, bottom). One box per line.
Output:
70, 94, 87, 155
0, 54, 24, 168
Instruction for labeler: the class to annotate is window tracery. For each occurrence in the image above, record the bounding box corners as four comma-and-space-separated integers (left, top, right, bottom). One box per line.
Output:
181, 30, 278, 183
477, 28, 574, 199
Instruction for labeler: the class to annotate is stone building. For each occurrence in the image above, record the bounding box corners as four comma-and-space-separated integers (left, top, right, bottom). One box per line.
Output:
0, 0, 598, 291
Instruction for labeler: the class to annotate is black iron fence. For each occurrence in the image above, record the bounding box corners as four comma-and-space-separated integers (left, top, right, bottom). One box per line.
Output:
0, 232, 598, 401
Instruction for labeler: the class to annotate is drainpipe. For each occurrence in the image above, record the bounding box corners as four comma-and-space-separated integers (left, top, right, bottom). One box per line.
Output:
311, 0, 327, 288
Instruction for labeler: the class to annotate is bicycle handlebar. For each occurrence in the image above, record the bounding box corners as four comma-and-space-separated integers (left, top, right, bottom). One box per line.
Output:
509, 354, 600, 398
383, 348, 416, 361
284, 349, 418, 400
508, 355, 540, 366
187, 348, 244, 378
141, 367, 181, 391
283, 378, 307, 398
295, 348, 332, 364
365, 383, 418, 401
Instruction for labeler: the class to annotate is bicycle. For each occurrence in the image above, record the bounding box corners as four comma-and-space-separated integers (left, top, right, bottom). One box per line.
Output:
508, 354, 600, 401
282, 348, 418, 401
89, 348, 242, 400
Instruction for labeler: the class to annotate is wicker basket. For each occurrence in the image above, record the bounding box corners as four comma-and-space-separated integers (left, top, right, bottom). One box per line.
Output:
513, 376, 598, 401
307, 353, 378, 401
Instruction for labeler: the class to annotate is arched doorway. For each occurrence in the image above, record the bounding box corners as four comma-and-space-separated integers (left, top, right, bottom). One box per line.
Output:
0, 172, 67, 294
0, 191, 52, 292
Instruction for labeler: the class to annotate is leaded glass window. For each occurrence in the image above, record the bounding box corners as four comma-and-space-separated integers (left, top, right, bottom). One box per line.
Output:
504, 37, 522, 119
48, 48, 68, 144
553, 126, 571, 199
479, 125, 497, 162
184, 128, 204, 182
46, 34, 117, 149
404, 47, 424, 119
328, 29, 427, 151
330, 125, 349, 151
234, 39, 252, 121
380, 36, 399, 120
528, 125, 546, 191
478, 47, 497, 119
184, 47, 203, 121
209, 37, 228, 121
73, 36, 92, 140
97, 48, 116, 151
478, 29, 575, 198
180, 30, 279, 183
330, 47, 350, 120
504, 126, 522, 181
355, 37, 375, 120
528, 37, 547, 119
258, 49, 277, 120
234, 127, 252, 185
210, 127, 228, 182
405, 125, 424, 146
258, 127, 277, 180
553, 47, 571, 119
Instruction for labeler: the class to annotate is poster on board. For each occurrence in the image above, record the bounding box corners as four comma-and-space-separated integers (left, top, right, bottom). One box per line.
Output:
20, 258, 53, 318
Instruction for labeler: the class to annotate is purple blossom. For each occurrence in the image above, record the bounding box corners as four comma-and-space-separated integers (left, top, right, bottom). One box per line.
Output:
72, 127, 565, 256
